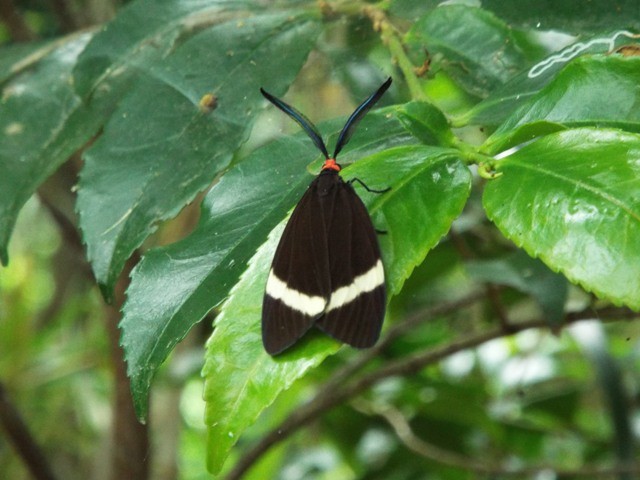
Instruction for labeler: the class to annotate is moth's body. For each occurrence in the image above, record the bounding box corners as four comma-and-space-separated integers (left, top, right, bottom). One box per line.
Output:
262, 168, 385, 354
260, 77, 392, 355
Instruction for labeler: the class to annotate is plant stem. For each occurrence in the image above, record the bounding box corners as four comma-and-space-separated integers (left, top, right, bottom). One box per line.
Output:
362, 5, 429, 102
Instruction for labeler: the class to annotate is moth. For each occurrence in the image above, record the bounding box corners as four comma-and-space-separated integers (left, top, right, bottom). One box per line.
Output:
260, 77, 392, 355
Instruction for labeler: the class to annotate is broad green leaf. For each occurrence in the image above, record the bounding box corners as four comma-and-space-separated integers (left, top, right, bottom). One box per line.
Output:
462, 30, 638, 126
0, 32, 107, 266
405, 4, 542, 97
483, 55, 640, 154
121, 111, 417, 420
481, 0, 640, 32
72, 0, 257, 97
484, 128, 640, 310
203, 144, 470, 473
76, 11, 321, 298
466, 251, 568, 327
203, 223, 340, 474
343, 147, 472, 296
395, 101, 456, 147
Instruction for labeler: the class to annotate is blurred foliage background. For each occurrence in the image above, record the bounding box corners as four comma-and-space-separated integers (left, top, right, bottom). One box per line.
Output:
1, 1, 640, 480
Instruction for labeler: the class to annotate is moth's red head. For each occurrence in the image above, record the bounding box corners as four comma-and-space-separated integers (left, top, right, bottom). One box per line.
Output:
321, 158, 341, 172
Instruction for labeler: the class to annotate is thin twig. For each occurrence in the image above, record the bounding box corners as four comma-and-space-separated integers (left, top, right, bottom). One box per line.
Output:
0, 381, 58, 480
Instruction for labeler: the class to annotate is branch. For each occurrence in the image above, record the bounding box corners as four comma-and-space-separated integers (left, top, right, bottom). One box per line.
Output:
0, 381, 58, 480
104, 252, 150, 480
225, 305, 639, 479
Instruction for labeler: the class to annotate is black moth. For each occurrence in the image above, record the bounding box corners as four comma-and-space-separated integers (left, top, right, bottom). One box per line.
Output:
260, 77, 392, 355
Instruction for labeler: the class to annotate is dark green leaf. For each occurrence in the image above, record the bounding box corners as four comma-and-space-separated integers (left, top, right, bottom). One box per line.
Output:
121, 111, 417, 420
483, 128, 640, 310
202, 223, 340, 474
481, 0, 640, 32
463, 30, 639, 126
483, 55, 640, 153
522, 384, 581, 423
345, 148, 472, 296
203, 144, 470, 473
76, 11, 321, 298
395, 101, 456, 146
72, 0, 256, 97
405, 5, 542, 97
0, 33, 106, 265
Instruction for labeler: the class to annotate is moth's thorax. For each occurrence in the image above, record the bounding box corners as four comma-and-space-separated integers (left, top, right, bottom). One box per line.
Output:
316, 169, 342, 196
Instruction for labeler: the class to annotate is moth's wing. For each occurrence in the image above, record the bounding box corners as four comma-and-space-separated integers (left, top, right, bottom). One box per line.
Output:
262, 179, 331, 355
316, 182, 386, 348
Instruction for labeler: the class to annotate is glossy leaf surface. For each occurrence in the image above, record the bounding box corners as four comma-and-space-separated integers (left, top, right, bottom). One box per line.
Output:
462, 30, 637, 126
395, 101, 456, 147
484, 128, 640, 310
481, 0, 640, 32
76, 11, 321, 298
483, 55, 640, 153
0, 33, 105, 265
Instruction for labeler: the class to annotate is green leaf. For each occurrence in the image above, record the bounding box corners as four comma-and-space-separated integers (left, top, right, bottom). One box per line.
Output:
395, 101, 456, 146
481, 0, 640, 32
484, 56, 640, 153
203, 223, 340, 474
72, 0, 257, 98
462, 30, 639, 126
466, 251, 568, 327
0, 33, 106, 266
343, 147, 472, 296
405, 4, 541, 97
76, 11, 321, 298
121, 110, 417, 421
483, 128, 640, 310
203, 144, 470, 473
